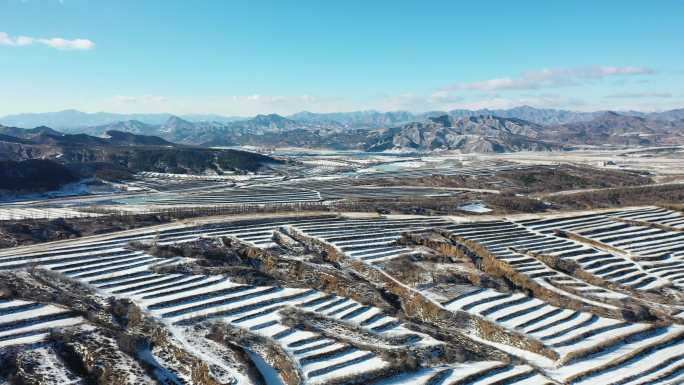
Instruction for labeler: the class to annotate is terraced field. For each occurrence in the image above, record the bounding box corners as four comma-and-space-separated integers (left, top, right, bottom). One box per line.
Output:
125, 173, 240, 192
288, 217, 453, 263
442, 219, 655, 305
120, 161, 534, 209
113, 186, 323, 207
349, 161, 545, 182
0, 206, 101, 221
140, 280, 439, 384
0, 299, 84, 348
517, 207, 684, 291
1, 207, 683, 384
442, 287, 684, 384
0, 159, 542, 221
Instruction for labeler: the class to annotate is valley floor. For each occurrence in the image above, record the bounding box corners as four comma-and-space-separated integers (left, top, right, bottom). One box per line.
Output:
1, 147, 683, 384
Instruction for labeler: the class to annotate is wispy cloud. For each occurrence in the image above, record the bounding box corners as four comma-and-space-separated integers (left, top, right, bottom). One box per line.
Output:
450, 94, 587, 111
0, 31, 95, 50
229, 94, 321, 105
427, 90, 463, 104
605, 92, 672, 99
94, 94, 346, 116
442, 66, 655, 92
113, 95, 168, 104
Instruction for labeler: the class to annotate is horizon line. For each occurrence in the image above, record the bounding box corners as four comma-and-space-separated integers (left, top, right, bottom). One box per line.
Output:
2, 104, 683, 120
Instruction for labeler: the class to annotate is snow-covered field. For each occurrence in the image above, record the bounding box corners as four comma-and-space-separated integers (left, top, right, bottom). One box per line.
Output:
0, 207, 101, 221
0, 299, 84, 348
2, 207, 684, 384
518, 207, 684, 290
458, 202, 493, 213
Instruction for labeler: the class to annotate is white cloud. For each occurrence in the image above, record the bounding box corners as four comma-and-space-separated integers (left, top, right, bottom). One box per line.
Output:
443, 66, 655, 92
0, 31, 95, 50
449, 94, 587, 111
113, 95, 168, 104
39, 37, 94, 50
231, 94, 320, 105
428, 90, 463, 104
86, 94, 348, 116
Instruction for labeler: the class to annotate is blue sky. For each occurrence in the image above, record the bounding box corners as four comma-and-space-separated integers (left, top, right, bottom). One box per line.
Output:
1, 0, 683, 116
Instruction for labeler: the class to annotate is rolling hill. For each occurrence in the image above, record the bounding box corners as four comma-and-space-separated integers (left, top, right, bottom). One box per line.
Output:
0, 125, 283, 186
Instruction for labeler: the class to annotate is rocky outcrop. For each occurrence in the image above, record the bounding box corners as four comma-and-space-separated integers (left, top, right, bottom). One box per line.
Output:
208, 321, 302, 385
50, 327, 157, 385
0, 269, 113, 326
232, 237, 396, 312
278, 306, 446, 363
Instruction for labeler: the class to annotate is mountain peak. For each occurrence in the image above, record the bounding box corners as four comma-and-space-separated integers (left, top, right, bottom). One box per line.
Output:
164, 115, 191, 125
512, 105, 537, 111
428, 115, 455, 127
105, 130, 172, 146
254, 113, 288, 120
251, 114, 296, 126
601, 111, 621, 117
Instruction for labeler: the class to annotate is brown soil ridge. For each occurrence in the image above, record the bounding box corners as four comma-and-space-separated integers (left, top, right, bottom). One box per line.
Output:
283, 225, 559, 362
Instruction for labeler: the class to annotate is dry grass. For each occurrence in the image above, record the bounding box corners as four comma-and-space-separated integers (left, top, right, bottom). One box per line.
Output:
547, 183, 684, 209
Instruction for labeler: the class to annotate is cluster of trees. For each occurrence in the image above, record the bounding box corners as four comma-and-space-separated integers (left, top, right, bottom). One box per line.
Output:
352, 165, 652, 195
498, 165, 652, 193
0, 145, 283, 196
548, 184, 684, 209
119, 147, 281, 174
0, 159, 79, 192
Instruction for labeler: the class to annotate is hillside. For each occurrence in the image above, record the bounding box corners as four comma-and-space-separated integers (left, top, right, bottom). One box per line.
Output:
0, 126, 283, 181
646, 108, 684, 121
117, 147, 282, 173
2, 207, 684, 385
0, 124, 62, 139
365, 115, 562, 152
0, 159, 79, 192
547, 111, 684, 146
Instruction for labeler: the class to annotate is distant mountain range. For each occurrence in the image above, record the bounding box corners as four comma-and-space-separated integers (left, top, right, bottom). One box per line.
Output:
2, 107, 684, 154
68, 114, 349, 146
3, 106, 684, 130
0, 110, 245, 129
